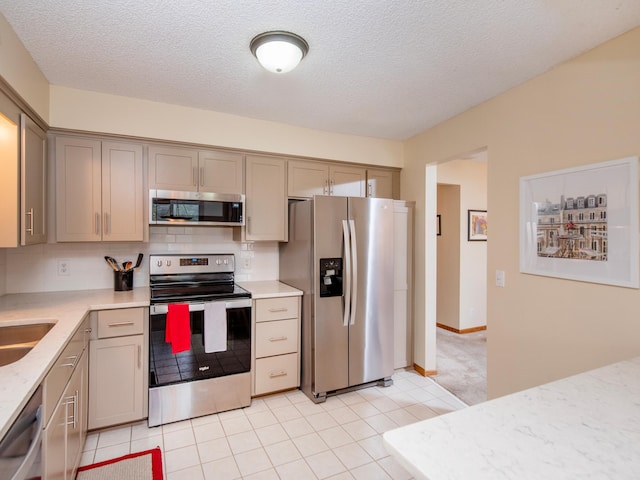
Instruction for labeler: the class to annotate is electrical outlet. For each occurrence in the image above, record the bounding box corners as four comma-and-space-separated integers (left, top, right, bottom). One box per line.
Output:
57, 260, 70, 276
495, 270, 505, 287
242, 257, 252, 269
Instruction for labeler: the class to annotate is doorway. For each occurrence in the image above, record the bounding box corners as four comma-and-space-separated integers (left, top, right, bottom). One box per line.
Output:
431, 152, 488, 405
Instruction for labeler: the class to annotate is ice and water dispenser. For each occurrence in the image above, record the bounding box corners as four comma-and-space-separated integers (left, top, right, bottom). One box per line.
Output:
320, 258, 343, 297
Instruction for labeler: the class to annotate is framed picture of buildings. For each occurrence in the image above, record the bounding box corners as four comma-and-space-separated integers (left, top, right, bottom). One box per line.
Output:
519, 156, 639, 288
468, 210, 487, 241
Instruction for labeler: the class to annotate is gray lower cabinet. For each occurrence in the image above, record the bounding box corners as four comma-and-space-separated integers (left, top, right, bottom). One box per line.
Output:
42, 318, 90, 480
88, 308, 148, 430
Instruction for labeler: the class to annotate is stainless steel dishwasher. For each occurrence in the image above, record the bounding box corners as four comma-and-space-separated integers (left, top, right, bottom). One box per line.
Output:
0, 386, 43, 480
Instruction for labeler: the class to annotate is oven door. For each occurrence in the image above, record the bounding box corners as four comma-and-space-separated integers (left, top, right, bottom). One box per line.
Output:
149, 299, 251, 388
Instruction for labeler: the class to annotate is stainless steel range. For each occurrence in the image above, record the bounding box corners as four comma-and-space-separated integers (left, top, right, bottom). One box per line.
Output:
148, 253, 251, 427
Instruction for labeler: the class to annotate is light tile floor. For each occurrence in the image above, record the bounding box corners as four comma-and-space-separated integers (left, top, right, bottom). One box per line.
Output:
80, 369, 468, 479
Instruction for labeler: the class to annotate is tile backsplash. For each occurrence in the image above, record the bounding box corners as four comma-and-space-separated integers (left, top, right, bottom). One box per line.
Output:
3, 226, 279, 294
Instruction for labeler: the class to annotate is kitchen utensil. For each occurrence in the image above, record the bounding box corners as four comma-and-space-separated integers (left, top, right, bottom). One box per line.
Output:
123, 261, 133, 271
104, 256, 121, 271
133, 253, 144, 269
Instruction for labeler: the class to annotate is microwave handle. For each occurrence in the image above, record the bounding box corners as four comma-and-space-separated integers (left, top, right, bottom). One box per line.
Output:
150, 298, 251, 315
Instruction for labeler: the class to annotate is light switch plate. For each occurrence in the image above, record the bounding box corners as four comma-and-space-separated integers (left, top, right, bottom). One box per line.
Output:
495, 270, 505, 287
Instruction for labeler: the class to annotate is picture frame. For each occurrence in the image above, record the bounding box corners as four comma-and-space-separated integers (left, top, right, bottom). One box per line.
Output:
468, 210, 487, 241
519, 156, 639, 288
437, 215, 441, 236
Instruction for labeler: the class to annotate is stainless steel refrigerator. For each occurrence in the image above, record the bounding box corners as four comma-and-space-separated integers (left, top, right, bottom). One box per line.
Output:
279, 195, 394, 403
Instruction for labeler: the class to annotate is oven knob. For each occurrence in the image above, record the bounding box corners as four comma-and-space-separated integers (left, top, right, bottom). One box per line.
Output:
167, 260, 172, 266
216, 259, 221, 265
223, 259, 228, 265
157, 260, 162, 267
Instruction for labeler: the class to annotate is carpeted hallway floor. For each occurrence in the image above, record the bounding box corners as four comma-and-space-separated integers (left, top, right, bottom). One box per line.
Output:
431, 327, 487, 406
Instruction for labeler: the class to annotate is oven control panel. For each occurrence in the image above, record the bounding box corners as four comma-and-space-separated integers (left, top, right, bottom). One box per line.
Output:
150, 254, 235, 275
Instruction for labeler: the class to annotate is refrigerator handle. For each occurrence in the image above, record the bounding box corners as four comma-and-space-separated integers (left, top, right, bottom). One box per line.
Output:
349, 219, 358, 325
342, 220, 352, 327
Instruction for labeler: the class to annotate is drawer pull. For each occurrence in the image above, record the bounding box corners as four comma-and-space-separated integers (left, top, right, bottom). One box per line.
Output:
269, 370, 288, 378
107, 321, 135, 327
268, 307, 288, 313
268, 336, 288, 342
60, 354, 79, 368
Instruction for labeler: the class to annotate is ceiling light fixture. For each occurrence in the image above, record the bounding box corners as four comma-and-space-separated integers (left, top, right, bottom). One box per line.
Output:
250, 31, 309, 74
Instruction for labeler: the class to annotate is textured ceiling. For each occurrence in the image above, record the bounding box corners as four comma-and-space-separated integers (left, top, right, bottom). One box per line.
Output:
1, 1, 639, 140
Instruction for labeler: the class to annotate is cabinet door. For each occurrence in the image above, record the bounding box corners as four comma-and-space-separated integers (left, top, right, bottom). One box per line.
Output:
66, 350, 87, 480
55, 137, 102, 242
88, 335, 144, 430
20, 114, 47, 245
245, 155, 287, 241
330, 165, 366, 197
198, 150, 244, 194
148, 145, 198, 191
366, 168, 394, 199
288, 160, 329, 198
102, 141, 144, 241
43, 391, 67, 480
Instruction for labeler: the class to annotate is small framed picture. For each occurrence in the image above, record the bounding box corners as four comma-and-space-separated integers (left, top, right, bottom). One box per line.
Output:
437, 215, 441, 236
468, 209, 487, 241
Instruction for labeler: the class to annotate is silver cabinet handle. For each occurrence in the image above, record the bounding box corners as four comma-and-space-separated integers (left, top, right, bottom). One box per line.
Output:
107, 321, 135, 327
193, 167, 198, 186
95, 212, 100, 235
247, 216, 251, 234
65, 391, 78, 429
269, 370, 288, 378
138, 344, 142, 369
330, 179, 335, 195
103, 212, 110, 235
200, 166, 205, 187
268, 307, 288, 313
368, 182, 373, 197
25, 207, 34, 235
60, 354, 79, 368
323, 179, 329, 195
268, 336, 287, 342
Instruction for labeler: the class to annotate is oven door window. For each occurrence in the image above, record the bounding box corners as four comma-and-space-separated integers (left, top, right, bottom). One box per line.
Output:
149, 305, 251, 387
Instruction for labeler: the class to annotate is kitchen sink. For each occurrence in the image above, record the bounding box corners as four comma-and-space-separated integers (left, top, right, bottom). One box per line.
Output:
0, 322, 56, 366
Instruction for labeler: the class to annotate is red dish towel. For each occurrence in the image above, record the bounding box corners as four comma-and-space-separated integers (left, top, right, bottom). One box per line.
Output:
165, 304, 191, 354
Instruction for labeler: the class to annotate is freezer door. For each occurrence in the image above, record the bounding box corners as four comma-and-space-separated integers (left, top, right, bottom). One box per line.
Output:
312, 196, 350, 394
348, 197, 395, 386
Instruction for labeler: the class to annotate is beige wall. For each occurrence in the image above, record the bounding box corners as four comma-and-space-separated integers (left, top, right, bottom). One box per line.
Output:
404, 26, 640, 398
438, 160, 488, 330
49, 86, 404, 168
436, 184, 460, 329
0, 13, 49, 121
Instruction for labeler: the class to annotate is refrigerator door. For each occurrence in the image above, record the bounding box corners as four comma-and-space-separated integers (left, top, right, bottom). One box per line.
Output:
313, 195, 350, 394
348, 197, 395, 386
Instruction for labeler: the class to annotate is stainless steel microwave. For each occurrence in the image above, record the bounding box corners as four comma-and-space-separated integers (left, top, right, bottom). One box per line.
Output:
149, 190, 244, 226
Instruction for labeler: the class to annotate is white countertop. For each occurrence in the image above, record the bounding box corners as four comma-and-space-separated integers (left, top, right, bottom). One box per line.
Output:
239, 280, 302, 299
383, 356, 640, 480
0, 287, 149, 440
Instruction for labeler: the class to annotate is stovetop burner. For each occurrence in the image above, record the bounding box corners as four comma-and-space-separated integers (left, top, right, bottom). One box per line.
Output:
149, 253, 249, 302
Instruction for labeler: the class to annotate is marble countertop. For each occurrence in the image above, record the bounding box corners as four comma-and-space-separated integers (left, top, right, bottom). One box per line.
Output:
383, 356, 640, 479
0, 287, 149, 440
239, 280, 302, 299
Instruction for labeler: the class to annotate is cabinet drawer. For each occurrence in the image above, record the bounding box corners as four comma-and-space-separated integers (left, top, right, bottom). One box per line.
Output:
255, 297, 298, 322
255, 353, 299, 395
97, 308, 144, 338
43, 317, 89, 426
255, 319, 298, 358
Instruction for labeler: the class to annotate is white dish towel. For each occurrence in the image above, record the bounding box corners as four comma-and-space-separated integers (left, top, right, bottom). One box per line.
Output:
204, 302, 227, 353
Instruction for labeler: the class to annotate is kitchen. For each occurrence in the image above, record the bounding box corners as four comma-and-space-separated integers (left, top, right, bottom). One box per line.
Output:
2, 2, 640, 479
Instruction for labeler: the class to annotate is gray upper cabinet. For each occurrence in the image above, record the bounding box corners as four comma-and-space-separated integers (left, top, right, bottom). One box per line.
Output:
0, 91, 48, 247
288, 159, 366, 198
55, 136, 144, 242
366, 168, 394, 199
148, 145, 244, 194
243, 155, 287, 241
21, 114, 47, 245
